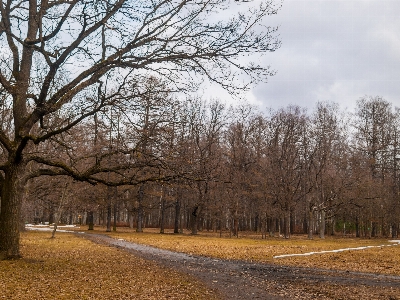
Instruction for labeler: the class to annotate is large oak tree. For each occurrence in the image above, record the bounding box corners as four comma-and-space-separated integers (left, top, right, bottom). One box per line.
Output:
0, 0, 281, 258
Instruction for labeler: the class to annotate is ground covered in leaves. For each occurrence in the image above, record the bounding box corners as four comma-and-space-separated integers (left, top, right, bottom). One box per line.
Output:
21, 226, 400, 299
0, 231, 219, 300
92, 227, 400, 276
81, 230, 400, 300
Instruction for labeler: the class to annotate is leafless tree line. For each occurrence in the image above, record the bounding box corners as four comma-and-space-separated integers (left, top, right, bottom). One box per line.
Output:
20, 94, 400, 239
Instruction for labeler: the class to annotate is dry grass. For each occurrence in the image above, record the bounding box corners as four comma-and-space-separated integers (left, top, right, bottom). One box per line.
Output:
0, 231, 219, 300
83, 227, 400, 276
281, 245, 400, 275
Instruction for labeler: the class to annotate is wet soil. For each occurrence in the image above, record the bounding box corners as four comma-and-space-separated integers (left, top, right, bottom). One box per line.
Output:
79, 233, 400, 299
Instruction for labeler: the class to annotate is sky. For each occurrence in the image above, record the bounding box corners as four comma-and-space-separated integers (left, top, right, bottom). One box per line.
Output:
211, 0, 400, 112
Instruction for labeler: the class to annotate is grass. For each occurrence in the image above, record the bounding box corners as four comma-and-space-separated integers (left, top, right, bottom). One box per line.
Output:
81, 227, 400, 276
0, 231, 219, 300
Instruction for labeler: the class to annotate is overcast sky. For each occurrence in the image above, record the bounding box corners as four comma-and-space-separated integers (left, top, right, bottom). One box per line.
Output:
215, 0, 400, 112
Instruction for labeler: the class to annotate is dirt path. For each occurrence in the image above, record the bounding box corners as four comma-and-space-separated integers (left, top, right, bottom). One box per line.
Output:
79, 233, 400, 299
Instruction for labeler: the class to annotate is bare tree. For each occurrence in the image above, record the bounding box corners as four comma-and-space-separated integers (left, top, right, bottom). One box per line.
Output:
351, 96, 397, 238
0, 0, 280, 258
265, 106, 310, 238
307, 102, 342, 239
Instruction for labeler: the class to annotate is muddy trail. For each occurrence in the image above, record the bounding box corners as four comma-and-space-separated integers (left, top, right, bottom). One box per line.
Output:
79, 233, 400, 299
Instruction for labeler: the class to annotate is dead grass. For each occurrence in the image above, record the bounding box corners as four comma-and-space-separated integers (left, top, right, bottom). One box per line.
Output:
281, 245, 400, 275
83, 227, 400, 276
0, 231, 219, 300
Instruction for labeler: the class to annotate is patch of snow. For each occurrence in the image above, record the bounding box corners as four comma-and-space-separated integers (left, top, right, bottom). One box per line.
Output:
25, 225, 76, 233
274, 241, 400, 259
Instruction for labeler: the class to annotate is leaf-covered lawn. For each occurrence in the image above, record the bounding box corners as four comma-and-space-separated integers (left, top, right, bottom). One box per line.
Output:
0, 231, 218, 300
90, 227, 400, 276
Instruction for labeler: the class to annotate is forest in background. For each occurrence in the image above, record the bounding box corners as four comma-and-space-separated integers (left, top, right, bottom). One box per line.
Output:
15, 91, 400, 239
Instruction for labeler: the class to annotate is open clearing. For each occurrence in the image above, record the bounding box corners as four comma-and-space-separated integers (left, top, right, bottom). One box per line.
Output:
0, 231, 218, 300
21, 227, 400, 299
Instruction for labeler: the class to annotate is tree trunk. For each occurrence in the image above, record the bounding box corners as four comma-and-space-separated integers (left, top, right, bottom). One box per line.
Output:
368, 220, 372, 239
319, 210, 325, 239
0, 164, 25, 259
174, 198, 181, 234
136, 184, 144, 233
128, 211, 134, 229
392, 223, 398, 238
106, 203, 112, 232
113, 187, 118, 231
284, 209, 290, 239
308, 209, 314, 239
233, 217, 239, 238
160, 197, 165, 234
191, 206, 199, 235
355, 215, 360, 237
87, 211, 94, 230
113, 202, 117, 232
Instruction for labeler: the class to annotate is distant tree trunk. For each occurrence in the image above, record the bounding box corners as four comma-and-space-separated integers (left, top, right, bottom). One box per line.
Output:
308, 209, 314, 239
392, 223, 398, 238
233, 210, 239, 238
277, 218, 281, 236
113, 203, 117, 232
368, 220, 372, 238
284, 209, 290, 239
48, 205, 54, 225
51, 182, 70, 238
87, 211, 94, 230
137, 184, 144, 233
355, 216, 360, 237
160, 194, 166, 234
261, 217, 266, 239
174, 198, 181, 234
319, 210, 325, 239
268, 217, 275, 237
106, 186, 112, 232
113, 187, 117, 231
234, 218, 239, 238
106, 204, 112, 232
128, 211, 134, 229
180, 209, 184, 234
191, 206, 199, 235
51, 222, 58, 239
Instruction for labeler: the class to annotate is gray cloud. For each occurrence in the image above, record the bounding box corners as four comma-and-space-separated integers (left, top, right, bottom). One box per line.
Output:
249, 0, 400, 112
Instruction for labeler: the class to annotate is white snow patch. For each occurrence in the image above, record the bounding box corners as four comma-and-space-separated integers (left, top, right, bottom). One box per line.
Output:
25, 224, 80, 233
273, 240, 400, 259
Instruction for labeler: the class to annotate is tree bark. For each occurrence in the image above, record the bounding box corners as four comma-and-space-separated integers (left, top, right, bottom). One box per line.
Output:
319, 210, 325, 239
284, 209, 290, 239
174, 198, 181, 234
191, 206, 198, 235
113, 202, 117, 232
355, 215, 360, 238
87, 211, 94, 230
106, 204, 112, 232
308, 209, 314, 239
392, 223, 398, 238
0, 163, 25, 259
137, 184, 144, 233
160, 196, 165, 234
